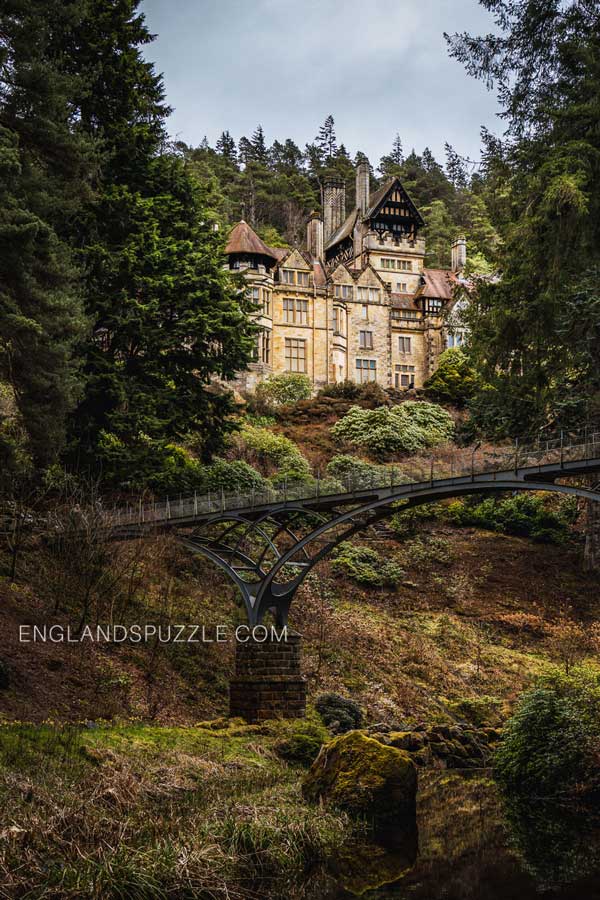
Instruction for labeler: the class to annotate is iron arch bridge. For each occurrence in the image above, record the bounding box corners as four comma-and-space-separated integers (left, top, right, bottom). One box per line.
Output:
114, 429, 600, 626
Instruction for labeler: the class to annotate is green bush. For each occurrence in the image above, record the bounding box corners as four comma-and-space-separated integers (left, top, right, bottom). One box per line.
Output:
424, 348, 479, 406
201, 459, 268, 494
495, 668, 600, 798
330, 541, 405, 588
233, 425, 311, 484
446, 494, 577, 543
315, 693, 363, 734
325, 455, 413, 490
274, 721, 329, 766
318, 380, 363, 400
254, 373, 311, 409
330, 401, 454, 459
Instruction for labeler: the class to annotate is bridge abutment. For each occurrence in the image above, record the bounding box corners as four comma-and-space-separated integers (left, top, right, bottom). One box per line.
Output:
229, 629, 307, 722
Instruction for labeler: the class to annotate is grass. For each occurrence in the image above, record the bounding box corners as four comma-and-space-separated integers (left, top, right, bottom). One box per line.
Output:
0, 719, 351, 899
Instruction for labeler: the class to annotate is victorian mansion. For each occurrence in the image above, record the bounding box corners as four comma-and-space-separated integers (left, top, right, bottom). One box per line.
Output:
225, 161, 468, 393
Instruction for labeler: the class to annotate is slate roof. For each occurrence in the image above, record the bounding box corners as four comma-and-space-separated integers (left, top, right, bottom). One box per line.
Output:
324, 208, 359, 252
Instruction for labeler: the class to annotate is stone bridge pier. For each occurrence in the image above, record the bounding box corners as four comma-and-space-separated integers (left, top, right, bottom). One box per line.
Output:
229, 628, 307, 722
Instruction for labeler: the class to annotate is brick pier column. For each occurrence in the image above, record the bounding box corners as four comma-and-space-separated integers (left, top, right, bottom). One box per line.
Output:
229, 629, 307, 722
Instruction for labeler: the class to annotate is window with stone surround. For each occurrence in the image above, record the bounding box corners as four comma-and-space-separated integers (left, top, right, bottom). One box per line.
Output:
398, 336, 412, 353
283, 298, 309, 325
396, 281, 408, 293
333, 307, 345, 335
296, 271, 310, 287
281, 269, 295, 284
395, 364, 415, 389
358, 287, 381, 303
285, 338, 306, 373
381, 258, 412, 271
262, 330, 271, 364
262, 288, 271, 316
359, 331, 373, 350
392, 309, 419, 320
334, 284, 353, 300
356, 358, 377, 383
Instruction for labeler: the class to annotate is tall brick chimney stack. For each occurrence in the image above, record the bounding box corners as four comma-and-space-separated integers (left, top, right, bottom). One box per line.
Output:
306, 214, 324, 259
323, 178, 346, 242
356, 160, 370, 214
451, 236, 467, 273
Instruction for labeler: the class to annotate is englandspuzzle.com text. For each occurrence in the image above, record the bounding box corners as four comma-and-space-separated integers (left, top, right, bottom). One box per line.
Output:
18, 624, 288, 644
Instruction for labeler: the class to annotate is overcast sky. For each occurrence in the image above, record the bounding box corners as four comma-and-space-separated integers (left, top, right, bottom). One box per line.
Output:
140, 0, 502, 169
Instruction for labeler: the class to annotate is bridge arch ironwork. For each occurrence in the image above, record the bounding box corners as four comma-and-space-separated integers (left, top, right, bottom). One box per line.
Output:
113, 427, 600, 626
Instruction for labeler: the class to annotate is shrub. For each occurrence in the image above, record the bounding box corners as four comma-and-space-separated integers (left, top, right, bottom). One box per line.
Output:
330, 541, 405, 587
318, 380, 363, 400
446, 494, 577, 543
315, 693, 363, 734
232, 425, 311, 484
201, 459, 268, 494
424, 348, 479, 406
330, 401, 454, 459
325, 455, 413, 490
254, 373, 311, 410
495, 668, 600, 798
273, 721, 329, 766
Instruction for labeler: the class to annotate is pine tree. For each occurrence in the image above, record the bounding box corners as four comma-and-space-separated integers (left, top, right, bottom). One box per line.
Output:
250, 125, 269, 165
445, 143, 469, 190
215, 130, 237, 162
316, 115, 337, 160
447, 0, 600, 433
391, 134, 404, 165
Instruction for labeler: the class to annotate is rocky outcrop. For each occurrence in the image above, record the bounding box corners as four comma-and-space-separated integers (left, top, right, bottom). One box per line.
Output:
367, 722, 501, 769
302, 730, 417, 819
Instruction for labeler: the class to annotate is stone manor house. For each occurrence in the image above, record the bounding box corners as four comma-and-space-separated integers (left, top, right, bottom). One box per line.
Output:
225, 161, 468, 393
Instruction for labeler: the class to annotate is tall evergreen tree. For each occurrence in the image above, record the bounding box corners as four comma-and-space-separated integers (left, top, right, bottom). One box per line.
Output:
215, 130, 237, 162
0, 0, 91, 468
316, 115, 337, 161
69, 0, 255, 481
447, 0, 600, 433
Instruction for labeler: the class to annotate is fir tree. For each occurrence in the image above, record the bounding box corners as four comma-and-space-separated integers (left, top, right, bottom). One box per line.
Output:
215, 130, 237, 162
0, 0, 91, 467
445, 142, 469, 189
316, 115, 337, 160
69, 0, 256, 481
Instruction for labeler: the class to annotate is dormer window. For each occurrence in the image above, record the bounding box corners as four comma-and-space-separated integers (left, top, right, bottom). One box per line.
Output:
297, 271, 310, 287
281, 269, 295, 284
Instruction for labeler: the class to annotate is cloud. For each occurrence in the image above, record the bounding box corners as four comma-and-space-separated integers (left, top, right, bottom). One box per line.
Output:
141, 0, 501, 164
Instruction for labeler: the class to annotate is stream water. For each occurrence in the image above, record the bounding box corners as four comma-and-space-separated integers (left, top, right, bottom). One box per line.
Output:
296, 770, 600, 899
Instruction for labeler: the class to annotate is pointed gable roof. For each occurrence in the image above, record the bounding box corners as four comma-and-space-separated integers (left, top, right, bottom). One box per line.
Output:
363, 177, 425, 227
324, 209, 359, 251
225, 220, 278, 260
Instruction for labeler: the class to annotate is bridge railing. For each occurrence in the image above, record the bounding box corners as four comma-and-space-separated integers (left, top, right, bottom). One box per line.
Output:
110, 427, 600, 528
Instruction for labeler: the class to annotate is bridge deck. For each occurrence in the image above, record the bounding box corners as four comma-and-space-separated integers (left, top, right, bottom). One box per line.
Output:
113, 434, 600, 531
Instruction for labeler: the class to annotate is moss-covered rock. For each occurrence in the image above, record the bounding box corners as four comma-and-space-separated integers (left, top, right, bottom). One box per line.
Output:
274, 721, 329, 766
388, 731, 425, 752
302, 730, 417, 820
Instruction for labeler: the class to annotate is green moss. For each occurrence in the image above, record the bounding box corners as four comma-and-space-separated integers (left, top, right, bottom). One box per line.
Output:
302, 730, 417, 819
